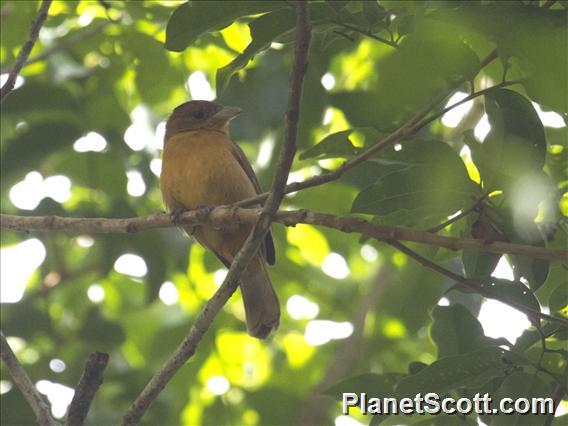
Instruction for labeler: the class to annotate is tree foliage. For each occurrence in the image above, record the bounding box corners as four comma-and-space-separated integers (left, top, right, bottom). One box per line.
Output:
1, 1, 567, 425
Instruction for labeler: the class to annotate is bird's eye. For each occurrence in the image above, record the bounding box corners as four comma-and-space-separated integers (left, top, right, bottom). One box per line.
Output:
193, 110, 205, 119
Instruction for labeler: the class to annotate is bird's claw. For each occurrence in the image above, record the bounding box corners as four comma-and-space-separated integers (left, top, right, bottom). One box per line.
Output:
170, 207, 188, 224
196, 204, 215, 221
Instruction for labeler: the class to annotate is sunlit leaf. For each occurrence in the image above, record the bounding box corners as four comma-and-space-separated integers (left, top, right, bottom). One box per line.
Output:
351, 140, 481, 228
165, 1, 284, 52
299, 129, 357, 160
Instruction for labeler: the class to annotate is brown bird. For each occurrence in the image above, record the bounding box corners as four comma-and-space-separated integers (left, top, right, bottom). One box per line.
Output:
160, 100, 280, 339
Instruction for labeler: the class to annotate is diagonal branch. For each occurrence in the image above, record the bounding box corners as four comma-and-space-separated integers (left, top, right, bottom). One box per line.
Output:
2, 209, 566, 262
0, 0, 52, 102
251, 0, 558, 205
23, 21, 111, 69
66, 352, 109, 426
1, 331, 59, 426
386, 241, 568, 327
120, 3, 311, 425
233, 48, 518, 209
335, 21, 399, 48
426, 192, 490, 233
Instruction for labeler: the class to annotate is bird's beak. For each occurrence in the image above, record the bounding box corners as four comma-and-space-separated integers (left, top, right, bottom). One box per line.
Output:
212, 106, 242, 122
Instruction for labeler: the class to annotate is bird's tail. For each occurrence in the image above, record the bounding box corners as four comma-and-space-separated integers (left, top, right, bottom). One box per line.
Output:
240, 255, 280, 339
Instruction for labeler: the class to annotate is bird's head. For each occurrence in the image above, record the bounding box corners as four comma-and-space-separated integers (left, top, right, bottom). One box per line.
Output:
164, 100, 242, 141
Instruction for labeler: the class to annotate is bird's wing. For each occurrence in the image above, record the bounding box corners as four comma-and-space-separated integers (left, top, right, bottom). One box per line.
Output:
230, 142, 276, 265
230, 142, 263, 194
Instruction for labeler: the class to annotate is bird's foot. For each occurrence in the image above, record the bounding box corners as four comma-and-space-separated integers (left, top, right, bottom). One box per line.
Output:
195, 204, 222, 230
170, 207, 188, 224
195, 204, 216, 221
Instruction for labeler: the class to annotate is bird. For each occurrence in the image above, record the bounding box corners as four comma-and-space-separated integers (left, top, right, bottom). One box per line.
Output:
160, 100, 280, 339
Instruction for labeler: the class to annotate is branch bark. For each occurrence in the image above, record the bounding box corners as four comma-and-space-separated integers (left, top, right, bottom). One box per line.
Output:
0, 0, 52, 102
120, 3, 311, 424
387, 241, 568, 327
66, 352, 109, 426
1, 331, 59, 426
2, 209, 566, 262
232, 49, 503, 208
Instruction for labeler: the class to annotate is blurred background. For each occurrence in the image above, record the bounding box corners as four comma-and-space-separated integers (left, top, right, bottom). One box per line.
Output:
1, 1, 566, 425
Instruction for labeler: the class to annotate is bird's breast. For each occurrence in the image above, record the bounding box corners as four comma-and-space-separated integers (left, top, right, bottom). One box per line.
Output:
160, 130, 256, 211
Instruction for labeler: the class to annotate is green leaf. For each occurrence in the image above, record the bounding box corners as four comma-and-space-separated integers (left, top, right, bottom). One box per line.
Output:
351, 140, 480, 228
481, 278, 541, 325
469, 89, 547, 196
548, 279, 568, 313
510, 255, 549, 292
430, 305, 491, 358
0, 1, 40, 64
299, 130, 358, 160
164, 1, 283, 52
122, 32, 184, 104
489, 372, 553, 425
463, 249, 500, 281
1, 81, 82, 116
329, 91, 395, 131
434, 3, 567, 111
216, 7, 297, 94
329, 19, 479, 131
216, 3, 340, 94
395, 347, 512, 397
513, 323, 561, 353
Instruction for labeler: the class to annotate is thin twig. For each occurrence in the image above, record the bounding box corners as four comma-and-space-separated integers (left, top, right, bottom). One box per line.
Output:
415, 80, 521, 130
26, 22, 110, 69
66, 352, 109, 426
542, 0, 557, 8
386, 241, 568, 327
234, 50, 506, 208
426, 193, 490, 233
0, 0, 52, 102
2, 209, 566, 262
335, 21, 399, 48
0, 331, 59, 426
119, 4, 311, 425
543, 363, 567, 426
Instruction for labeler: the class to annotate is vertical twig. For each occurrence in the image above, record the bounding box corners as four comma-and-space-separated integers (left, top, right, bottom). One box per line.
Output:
120, 3, 311, 425
0, 331, 59, 426
0, 0, 52, 102
66, 352, 109, 426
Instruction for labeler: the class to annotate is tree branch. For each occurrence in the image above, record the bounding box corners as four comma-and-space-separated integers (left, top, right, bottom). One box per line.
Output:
0, 331, 59, 426
24, 21, 111, 69
120, 3, 311, 424
335, 22, 399, 48
2, 209, 566, 262
0, 0, 52, 102
386, 241, 568, 327
426, 192, 490, 233
66, 352, 109, 426
233, 60, 510, 208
